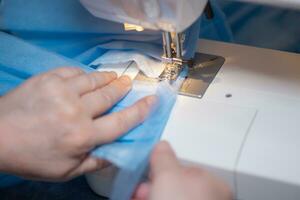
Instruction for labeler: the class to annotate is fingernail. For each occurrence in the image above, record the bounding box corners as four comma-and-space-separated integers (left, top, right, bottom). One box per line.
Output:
146, 95, 158, 107
119, 75, 132, 86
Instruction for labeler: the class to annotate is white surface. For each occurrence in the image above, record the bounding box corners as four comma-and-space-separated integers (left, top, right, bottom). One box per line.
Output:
163, 39, 300, 199
161, 98, 257, 190
86, 166, 118, 197
237, 107, 300, 200
93, 51, 165, 78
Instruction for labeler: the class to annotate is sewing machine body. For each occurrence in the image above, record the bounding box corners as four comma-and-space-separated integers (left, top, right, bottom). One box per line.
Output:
87, 39, 300, 199
162, 39, 300, 199
82, 0, 300, 198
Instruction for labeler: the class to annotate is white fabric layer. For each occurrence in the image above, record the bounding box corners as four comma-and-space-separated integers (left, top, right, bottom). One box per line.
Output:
93, 50, 165, 78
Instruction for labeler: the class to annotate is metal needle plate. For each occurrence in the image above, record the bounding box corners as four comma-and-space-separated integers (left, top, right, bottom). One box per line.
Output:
179, 53, 225, 98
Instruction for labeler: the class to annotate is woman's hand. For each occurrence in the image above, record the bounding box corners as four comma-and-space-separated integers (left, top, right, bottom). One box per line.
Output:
0, 67, 156, 181
133, 142, 232, 200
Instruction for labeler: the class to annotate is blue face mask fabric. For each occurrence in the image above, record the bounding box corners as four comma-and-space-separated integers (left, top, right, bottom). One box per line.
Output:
0, 0, 230, 195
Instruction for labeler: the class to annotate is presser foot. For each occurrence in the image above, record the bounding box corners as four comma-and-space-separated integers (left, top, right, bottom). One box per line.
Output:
134, 53, 224, 98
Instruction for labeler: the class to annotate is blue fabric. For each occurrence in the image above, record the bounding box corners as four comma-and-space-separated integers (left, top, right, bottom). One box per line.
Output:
92, 80, 178, 171
96, 79, 179, 200
0, 0, 229, 194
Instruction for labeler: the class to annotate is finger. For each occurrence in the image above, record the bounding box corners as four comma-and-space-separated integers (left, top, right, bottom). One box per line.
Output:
81, 75, 132, 117
92, 95, 157, 145
201, 169, 233, 200
46, 67, 85, 79
150, 141, 180, 178
68, 71, 117, 95
133, 182, 151, 200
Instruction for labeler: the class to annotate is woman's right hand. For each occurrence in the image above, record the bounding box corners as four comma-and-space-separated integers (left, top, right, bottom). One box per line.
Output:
134, 142, 232, 200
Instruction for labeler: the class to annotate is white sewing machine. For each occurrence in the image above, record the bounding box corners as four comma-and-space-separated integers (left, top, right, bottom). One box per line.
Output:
81, 0, 300, 199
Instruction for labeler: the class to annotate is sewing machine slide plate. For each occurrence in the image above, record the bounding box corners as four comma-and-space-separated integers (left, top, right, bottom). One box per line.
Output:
179, 53, 225, 98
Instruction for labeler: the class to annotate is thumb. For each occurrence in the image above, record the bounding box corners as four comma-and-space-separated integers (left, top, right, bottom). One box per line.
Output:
69, 156, 109, 178
150, 141, 180, 178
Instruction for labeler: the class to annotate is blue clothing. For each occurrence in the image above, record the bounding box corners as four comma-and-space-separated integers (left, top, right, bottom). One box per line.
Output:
0, 176, 105, 200
218, 1, 300, 53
